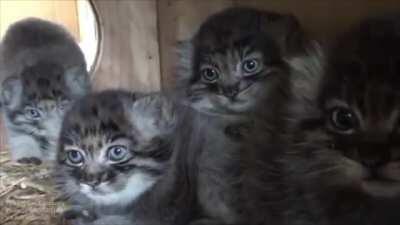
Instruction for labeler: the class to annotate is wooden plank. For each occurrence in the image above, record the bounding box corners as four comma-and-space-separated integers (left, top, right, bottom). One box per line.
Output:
157, 0, 234, 89
234, 0, 400, 42
0, 0, 80, 40
91, 0, 161, 92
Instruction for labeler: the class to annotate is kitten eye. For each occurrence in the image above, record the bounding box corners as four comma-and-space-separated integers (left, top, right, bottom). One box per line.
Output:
24, 107, 42, 120
66, 150, 84, 166
242, 59, 260, 75
330, 107, 358, 133
107, 145, 128, 162
201, 67, 219, 83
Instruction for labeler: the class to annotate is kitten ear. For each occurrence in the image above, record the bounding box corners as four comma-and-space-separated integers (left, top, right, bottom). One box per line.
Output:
262, 14, 307, 56
287, 42, 325, 116
64, 65, 91, 98
128, 94, 177, 141
1, 76, 23, 110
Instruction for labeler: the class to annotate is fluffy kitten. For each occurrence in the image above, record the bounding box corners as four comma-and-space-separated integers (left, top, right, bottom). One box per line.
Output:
177, 7, 308, 225
0, 18, 90, 163
178, 7, 306, 114
54, 90, 196, 225
281, 14, 400, 225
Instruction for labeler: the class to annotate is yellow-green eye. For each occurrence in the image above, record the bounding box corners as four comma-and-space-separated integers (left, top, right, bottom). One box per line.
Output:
242, 59, 260, 75
107, 145, 128, 162
201, 68, 219, 83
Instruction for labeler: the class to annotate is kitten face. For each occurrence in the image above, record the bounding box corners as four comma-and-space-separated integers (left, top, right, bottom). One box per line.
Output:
55, 91, 174, 207
295, 17, 400, 198
181, 8, 304, 114
189, 40, 285, 114
1, 61, 80, 161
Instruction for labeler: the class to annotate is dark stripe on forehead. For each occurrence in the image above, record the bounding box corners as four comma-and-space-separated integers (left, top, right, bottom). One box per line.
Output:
136, 141, 173, 162
108, 133, 129, 143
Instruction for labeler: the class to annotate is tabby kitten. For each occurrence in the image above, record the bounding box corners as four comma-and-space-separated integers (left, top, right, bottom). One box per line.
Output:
178, 7, 306, 114
0, 18, 90, 164
282, 14, 400, 225
177, 7, 308, 225
54, 90, 196, 225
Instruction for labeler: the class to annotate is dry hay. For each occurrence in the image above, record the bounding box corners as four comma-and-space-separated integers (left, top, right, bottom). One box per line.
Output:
0, 150, 69, 225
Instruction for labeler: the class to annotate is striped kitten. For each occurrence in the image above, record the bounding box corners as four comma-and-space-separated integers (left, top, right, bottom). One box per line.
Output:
176, 7, 308, 225
54, 90, 196, 225
0, 18, 90, 164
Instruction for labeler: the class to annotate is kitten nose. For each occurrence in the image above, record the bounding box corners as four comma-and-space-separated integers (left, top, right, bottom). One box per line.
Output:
358, 146, 390, 168
84, 171, 111, 187
222, 85, 239, 98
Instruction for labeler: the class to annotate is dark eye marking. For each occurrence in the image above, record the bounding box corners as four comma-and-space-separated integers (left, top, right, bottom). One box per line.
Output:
37, 78, 50, 87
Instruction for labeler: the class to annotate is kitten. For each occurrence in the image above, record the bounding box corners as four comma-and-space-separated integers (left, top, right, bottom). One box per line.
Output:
281, 14, 400, 225
176, 7, 308, 225
54, 90, 196, 225
178, 7, 306, 114
0, 18, 90, 164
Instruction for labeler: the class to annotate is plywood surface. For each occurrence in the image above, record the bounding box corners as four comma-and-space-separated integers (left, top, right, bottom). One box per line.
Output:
91, 0, 161, 92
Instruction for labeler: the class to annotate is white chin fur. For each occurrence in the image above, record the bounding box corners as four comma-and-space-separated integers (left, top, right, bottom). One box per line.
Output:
80, 173, 156, 206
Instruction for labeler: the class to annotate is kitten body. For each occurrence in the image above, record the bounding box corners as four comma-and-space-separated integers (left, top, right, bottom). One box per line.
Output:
0, 18, 90, 163
54, 90, 196, 225
177, 7, 307, 225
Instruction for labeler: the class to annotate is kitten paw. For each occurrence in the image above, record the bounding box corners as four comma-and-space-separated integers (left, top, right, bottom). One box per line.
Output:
17, 157, 42, 165
62, 208, 97, 222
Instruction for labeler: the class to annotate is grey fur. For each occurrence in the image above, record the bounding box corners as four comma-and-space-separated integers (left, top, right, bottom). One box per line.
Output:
0, 18, 90, 162
243, 13, 400, 225
175, 7, 309, 225
54, 90, 197, 225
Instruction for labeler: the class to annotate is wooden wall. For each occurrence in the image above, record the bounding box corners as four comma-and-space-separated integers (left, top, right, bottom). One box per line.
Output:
0, 0, 80, 40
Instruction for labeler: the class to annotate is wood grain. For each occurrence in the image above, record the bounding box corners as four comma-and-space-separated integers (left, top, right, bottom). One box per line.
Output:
91, 0, 161, 93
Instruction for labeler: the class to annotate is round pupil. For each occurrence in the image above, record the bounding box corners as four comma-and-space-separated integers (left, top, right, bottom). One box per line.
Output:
109, 146, 126, 161
244, 60, 258, 72
113, 148, 122, 155
68, 151, 82, 163
202, 69, 217, 81
334, 109, 355, 130
28, 109, 39, 117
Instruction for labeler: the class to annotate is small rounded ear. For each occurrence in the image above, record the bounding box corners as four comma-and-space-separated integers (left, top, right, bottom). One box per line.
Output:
262, 14, 307, 56
127, 95, 177, 141
64, 65, 91, 98
1, 76, 22, 110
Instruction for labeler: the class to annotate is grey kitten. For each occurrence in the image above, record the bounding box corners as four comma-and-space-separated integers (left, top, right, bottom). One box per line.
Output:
255, 14, 400, 225
177, 7, 308, 225
54, 90, 197, 225
0, 18, 90, 164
